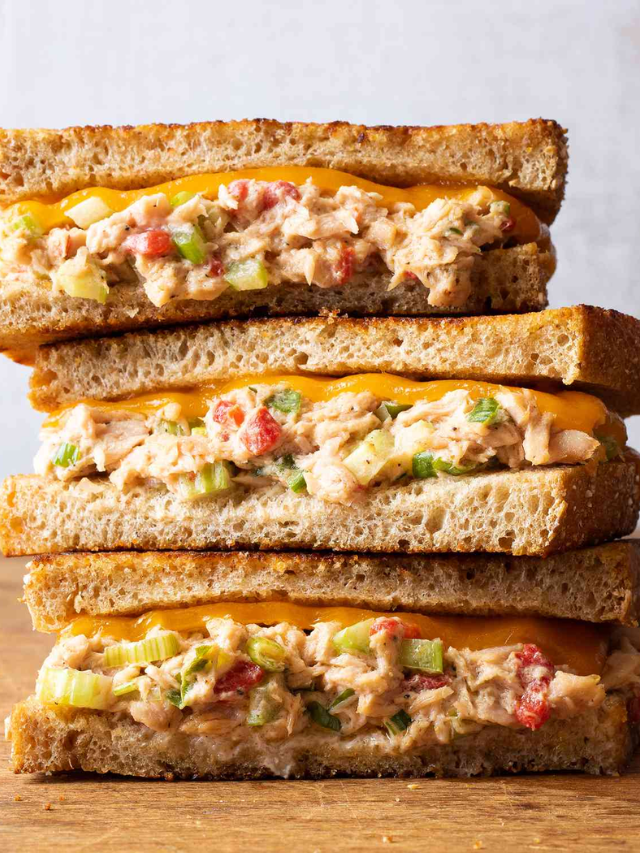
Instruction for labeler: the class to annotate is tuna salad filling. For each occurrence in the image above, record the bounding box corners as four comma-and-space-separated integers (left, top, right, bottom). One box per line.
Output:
1, 178, 521, 309
35, 380, 625, 507
36, 614, 640, 749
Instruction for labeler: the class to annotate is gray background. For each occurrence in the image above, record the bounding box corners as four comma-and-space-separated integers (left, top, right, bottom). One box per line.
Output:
0, 0, 638, 477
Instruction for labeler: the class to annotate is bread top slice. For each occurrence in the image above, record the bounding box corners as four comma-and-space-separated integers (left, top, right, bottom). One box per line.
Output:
30, 306, 640, 416
23, 543, 640, 634
0, 119, 568, 222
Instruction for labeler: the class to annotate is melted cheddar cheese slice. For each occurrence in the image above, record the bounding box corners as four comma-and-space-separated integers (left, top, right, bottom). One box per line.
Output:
42, 373, 626, 445
4, 166, 543, 244
61, 601, 609, 677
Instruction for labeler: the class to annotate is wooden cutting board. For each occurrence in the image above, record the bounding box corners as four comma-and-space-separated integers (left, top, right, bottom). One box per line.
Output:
1, 555, 639, 853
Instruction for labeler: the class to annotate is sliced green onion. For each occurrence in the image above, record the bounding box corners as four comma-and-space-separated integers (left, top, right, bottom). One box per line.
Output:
188, 417, 207, 436
412, 451, 436, 479
597, 433, 621, 461
432, 457, 475, 476
332, 619, 375, 655
375, 402, 412, 421
224, 258, 269, 291
112, 679, 140, 697
278, 453, 296, 469
37, 667, 113, 710
288, 471, 307, 493
170, 191, 197, 208
490, 200, 511, 216
246, 680, 281, 727
384, 709, 412, 736
156, 419, 186, 436
166, 688, 182, 707
54, 257, 110, 304
66, 197, 114, 228
266, 388, 302, 414
52, 442, 80, 469
11, 212, 43, 237
329, 688, 355, 710
343, 429, 394, 486
446, 227, 463, 236
467, 397, 500, 425
178, 644, 233, 708
172, 223, 206, 264
246, 637, 286, 672
307, 701, 342, 732
103, 632, 180, 667
399, 639, 444, 673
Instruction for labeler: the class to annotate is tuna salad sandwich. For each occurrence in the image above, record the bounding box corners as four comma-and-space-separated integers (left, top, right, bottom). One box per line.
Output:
2, 306, 639, 558
8, 545, 640, 779
0, 118, 566, 354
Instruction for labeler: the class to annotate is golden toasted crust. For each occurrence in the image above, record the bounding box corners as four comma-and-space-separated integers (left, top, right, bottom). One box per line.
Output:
0, 244, 552, 355
28, 305, 640, 417
23, 543, 640, 633
9, 694, 637, 778
2, 458, 638, 558
0, 118, 568, 221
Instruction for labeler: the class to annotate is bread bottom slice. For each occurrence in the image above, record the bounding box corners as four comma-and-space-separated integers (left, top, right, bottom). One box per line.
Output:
0, 244, 550, 352
2, 458, 638, 557
9, 694, 637, 778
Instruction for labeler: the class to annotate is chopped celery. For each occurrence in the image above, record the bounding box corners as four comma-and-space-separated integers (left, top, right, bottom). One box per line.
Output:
467, 397, 500, 425
55, 257, 110, 304
307, 701, 341, 732
399, 639, 444, 673
224, 258, 269, 291
170, 191, 196, 208
11, 212, 43, 237
156, 419, 185, 436
103, 632, 180, 667
247, 679, 281, 727
332, 619, 375, 655
112, 679, 140, 697
266, 388, 302, 415
343, 429, 394, 486
66, 197, 114, 228
329, 688, 355, 710
188, 417, 207, 436
246, 636, 286, 672
178, 644, 233, 708
37, 666, 113, 710
384, 709, 412, 736
52, 442, 80, 468
412, 451, 436, 479
172, 224, 206, 264
288, 471, 307, 493
178, 462, 234, 499
375, 401, 412, 421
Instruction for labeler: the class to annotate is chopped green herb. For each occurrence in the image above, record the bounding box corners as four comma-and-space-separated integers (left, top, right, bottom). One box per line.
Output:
307, 701, 342, 732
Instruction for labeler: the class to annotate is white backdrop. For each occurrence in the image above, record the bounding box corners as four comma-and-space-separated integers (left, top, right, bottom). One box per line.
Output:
0, 0, 638, 477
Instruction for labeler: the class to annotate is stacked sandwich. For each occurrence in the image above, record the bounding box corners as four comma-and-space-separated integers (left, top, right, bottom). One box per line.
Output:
2, 119, 640, 779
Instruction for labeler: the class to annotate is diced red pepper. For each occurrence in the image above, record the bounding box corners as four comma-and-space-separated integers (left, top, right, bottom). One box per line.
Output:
515, 682, 551, 730
404, 271, 420, 282
370, 618, 421, 640
227, 180, 249, 203
209, 256, 225, 278
214, 660, 264, 695
211, 400, 245, 427
515, 644, 554, 685
262, 180, 300, 211
123, 229, 173, 257
241, 407, 282, 455
335, 245, 355, 285
500, 216, 516, 233
403, 673, 450, 692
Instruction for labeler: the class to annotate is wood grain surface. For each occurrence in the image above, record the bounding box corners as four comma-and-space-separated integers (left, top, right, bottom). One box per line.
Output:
1, 554, 639, 853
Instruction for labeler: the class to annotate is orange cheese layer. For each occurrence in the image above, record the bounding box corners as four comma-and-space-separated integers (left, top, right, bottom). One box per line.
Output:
61, 601, 609, 677
5, 166, 542, 244
42, 374, 625, 445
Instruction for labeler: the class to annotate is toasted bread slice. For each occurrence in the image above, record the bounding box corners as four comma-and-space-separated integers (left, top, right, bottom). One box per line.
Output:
23, 542, 640, 633
0, 119, 567, 220
8, 693, 636, 778
2, 457, 638, 558
29, 306, 640, 417
0, 244, 552, 355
